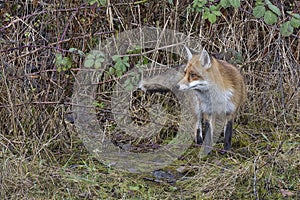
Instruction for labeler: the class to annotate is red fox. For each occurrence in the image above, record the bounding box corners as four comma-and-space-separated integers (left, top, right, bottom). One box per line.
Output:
176, 47, 246, 151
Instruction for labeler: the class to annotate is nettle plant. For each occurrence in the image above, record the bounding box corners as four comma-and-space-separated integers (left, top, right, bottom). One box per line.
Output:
192, 0, 300, 37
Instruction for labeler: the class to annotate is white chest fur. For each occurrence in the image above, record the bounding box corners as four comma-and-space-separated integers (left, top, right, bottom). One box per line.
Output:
195, 86, 235, 115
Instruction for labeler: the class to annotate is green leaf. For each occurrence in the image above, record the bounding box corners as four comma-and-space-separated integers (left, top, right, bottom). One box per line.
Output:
142, 57, 149, 64
234, 51, 244, 64
192, 0, 207, 12
108, 67, 115, 75
111, 54, 130, 76
255, 0, 263, 6
169, 186, 178, 191
116, 69, 122, 77
129, 186, 140, 191
98, 51, 105, 58
280, 21, 294, 37
99, 0, 106, 6
88, 0, 106, 6
265, 0, 281, 16
210, 5, 218, 11
77, 50, 84, 56
84, 59, 94, 68
94, 59, 102, 69
88, 0, 97, 5
124, 78, 134, 90
120, 63, 126, 72
93, 101, 105, 108
208, 13, 217, 23
55, 53, 63, 64
112, 55, 120, 62
292, 13, 300, 19
290, 17, 300, 28
98, 57, 105, 62
220, 0, 231, 8
264, 10, 277, 25
202, 10, 210, 20
194, 0, 207, 8
123, 56, 129, 62
212, 10, 222, 17
253, 6, 266, 18
229, 0, 240, 8
114, 62, 121, 71
69, 48, 77, 53
86, 53, 95, 60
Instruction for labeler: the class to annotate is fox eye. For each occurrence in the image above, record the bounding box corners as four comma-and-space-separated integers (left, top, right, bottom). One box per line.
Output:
190, 73, 198, 79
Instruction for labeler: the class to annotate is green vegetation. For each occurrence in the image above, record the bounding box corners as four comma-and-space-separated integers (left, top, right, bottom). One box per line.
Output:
193, 0, 300, 36
0, 0, 299, 199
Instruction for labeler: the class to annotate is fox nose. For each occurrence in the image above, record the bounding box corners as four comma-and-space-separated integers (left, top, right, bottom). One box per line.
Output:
175, 84, 180, 90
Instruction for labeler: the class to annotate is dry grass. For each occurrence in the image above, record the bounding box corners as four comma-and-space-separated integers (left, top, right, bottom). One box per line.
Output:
0, 0, 299, 199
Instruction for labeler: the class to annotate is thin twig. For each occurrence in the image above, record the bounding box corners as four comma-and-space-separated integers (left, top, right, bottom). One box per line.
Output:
253, 156, 259, 200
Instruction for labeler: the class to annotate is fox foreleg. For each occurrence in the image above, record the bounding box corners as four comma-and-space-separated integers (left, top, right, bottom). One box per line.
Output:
195, 111, 203, 144
192, 94, 203, 144
203, 114, 215, 148
224, 114, 234, 150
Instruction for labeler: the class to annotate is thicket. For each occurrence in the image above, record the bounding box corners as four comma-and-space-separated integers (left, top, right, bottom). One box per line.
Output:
0, 0, 299, 199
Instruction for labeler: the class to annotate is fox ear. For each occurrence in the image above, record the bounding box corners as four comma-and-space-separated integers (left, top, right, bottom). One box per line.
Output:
184, 45, 193, 61
200, 49, 211, 69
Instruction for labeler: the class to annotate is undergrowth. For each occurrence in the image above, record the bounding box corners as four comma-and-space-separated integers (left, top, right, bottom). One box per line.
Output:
0, 0, 299, 199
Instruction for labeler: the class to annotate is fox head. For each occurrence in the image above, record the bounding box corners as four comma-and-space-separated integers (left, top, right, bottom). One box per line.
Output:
176, 47, 212, 91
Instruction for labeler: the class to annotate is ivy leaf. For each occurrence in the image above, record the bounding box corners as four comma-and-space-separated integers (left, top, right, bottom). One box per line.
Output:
265, 0, 281, 16
290, 17, 300, 28
264, 10, 277, 25
253, 6, 266, 18
229, 0, 240, 8
280, 21, 294, 37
